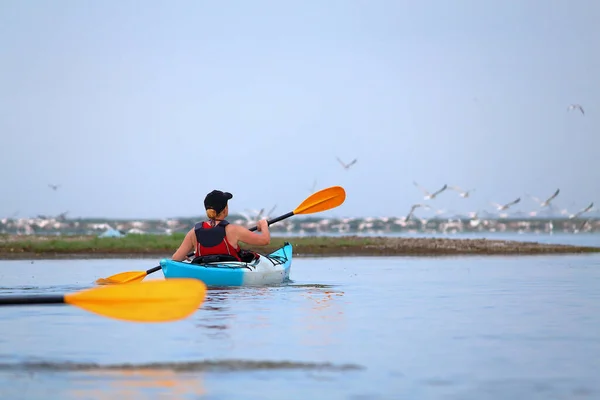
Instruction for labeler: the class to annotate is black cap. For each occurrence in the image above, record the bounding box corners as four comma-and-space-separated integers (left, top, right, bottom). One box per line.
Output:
204, 190, 233, 214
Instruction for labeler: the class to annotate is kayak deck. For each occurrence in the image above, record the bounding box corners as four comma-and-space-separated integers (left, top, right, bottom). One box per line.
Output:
160, 242, 293, 287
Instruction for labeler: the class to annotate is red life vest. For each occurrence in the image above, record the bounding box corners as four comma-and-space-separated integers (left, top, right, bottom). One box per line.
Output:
194, 220, 241, 261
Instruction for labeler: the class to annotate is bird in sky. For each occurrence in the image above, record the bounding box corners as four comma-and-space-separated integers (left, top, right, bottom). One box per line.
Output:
413, 181, 448, 200
57, 211, 69, 221
467, 211, 479, 220
406, 203, 430, 221
569, 202, 594, 219
336, 157, 357, 170
241, 209, 264, 225
309, 179, 318, 193
448, 185, 475, 198
528, 189, 560, 207
265, 204, 277, 219
48, 184, 61, 191
490, 197, 521, 211
255, 208, 265, 221
578, 219, 591, 232
567, 104, 585, 115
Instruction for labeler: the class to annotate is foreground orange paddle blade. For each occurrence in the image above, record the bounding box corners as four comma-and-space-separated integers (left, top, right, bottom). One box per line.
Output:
294, 186, 346, 215
64, 279, 207, 322
95, 271, 147, 285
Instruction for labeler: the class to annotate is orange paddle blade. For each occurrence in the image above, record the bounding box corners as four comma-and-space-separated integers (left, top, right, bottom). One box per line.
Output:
65, 279, 207, 322
294, 186, 346, 215
95, 271, 148, 285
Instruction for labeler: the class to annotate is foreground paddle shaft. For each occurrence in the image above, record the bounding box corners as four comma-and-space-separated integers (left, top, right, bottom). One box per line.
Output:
144, 249, 194, 276
0, 279, 207, 322
147, 266, 161, 274
0, 295, 65, 305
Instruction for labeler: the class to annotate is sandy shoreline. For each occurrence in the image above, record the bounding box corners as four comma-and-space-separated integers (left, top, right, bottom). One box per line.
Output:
0, 236, 598, 260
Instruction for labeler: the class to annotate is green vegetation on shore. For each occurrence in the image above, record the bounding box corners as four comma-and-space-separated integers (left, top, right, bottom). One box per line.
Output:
1, 234, 599, 259
0, 233, 188, 254
0, 234, 388, 256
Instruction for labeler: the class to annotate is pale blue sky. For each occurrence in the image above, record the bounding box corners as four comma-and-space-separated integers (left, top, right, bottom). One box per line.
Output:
1, 0, 598, 219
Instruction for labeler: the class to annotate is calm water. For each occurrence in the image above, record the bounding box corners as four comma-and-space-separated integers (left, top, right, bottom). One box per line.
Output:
0, 233, 599, 399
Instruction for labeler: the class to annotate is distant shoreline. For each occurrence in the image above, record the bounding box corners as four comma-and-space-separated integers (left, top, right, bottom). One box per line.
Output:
0, 235, 598, 260
2, 215, 600, 236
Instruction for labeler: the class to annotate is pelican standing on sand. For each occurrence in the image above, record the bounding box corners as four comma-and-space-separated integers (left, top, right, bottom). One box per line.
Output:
413, 182, 448, 200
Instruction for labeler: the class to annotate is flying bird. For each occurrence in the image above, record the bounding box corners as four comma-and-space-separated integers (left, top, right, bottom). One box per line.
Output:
413, 181, 448, 200
336, 157, 357, 170
448, 186, 475, 198
241, 209, 266, 225
406, 204, 430, 221
255, 208, 265, 221
467, 211, 479, 220
266, 204, 277, 219
579, 219, 591, 232
528, 189, 560, 207
567, 104, 585, 115
490, 197, 521, 211
254, 205, 277, 220
309, 179, 318, 193
569, 202, 594, 219
48, 184, 61, 191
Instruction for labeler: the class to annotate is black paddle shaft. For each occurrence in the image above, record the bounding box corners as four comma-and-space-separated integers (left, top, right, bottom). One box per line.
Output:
248, 211, 294, 232
0, 295, 65, 305
148, 250, 195, 274
147, 265, 162, 274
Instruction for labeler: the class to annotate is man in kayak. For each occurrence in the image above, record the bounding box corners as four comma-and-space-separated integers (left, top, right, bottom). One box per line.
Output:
171, 190, 271, 262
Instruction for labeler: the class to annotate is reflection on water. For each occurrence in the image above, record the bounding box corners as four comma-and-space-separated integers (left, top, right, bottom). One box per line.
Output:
0, 359, 363, 372
303, 290, 345, 313
299, 288, 346, 348
68, 369, 206, 400
0, 359, 363, 398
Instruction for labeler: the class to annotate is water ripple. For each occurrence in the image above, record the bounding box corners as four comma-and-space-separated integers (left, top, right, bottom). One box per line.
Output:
0, 359, 365, 372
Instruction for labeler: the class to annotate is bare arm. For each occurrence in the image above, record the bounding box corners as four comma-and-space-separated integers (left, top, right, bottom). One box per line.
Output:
172, 229, 195, 261
233, 220, 271, 246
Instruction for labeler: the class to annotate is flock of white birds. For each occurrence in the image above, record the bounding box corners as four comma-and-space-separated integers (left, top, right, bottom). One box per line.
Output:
404, 184, 593, 222
326, 103, 593, 222
9, 103, 589, 224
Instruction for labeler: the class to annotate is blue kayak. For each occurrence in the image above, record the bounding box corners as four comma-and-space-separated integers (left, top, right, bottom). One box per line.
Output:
160, 242, 293, 287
